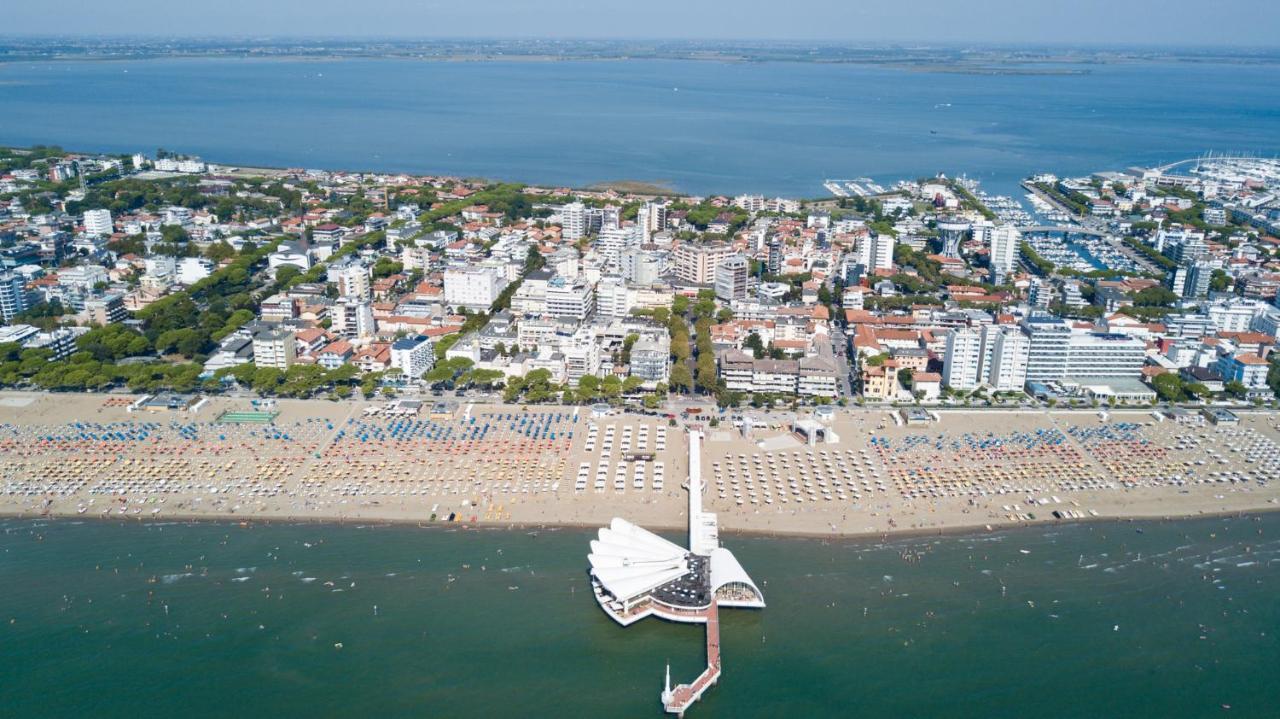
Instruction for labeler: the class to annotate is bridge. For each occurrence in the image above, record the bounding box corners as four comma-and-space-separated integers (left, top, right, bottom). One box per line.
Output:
1022, 225, 1109, 238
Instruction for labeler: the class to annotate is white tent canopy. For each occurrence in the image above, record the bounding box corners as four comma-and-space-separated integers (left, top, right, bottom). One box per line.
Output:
590, 518, 689, 603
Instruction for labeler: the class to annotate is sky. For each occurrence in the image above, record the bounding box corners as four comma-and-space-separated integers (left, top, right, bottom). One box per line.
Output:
5, 0, 1279, 47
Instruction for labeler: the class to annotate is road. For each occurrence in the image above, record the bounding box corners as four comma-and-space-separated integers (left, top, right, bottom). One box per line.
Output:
829, 321, 854, 398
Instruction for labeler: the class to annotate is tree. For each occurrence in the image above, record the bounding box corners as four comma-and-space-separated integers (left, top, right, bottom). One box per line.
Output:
576, 374, 601, 401
744, 332, 766, 359
670, 363, 694, 394
1150, 373, 1186, 403
275, 265, 302, 285
205, 241, 237, 262
1130, 285, 1179, 307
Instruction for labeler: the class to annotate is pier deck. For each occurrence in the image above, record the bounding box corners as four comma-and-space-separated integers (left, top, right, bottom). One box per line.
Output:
662, 600, 721, 716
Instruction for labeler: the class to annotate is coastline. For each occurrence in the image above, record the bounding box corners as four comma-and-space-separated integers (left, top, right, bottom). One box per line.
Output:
5, 503, 1277, 542
3, 391, 1280, 541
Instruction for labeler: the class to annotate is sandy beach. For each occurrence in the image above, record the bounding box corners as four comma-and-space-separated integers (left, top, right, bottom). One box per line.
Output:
1, 391, 1278, 537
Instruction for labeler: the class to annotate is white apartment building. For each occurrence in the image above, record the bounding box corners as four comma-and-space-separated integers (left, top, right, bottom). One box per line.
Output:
83, 209, 113, 236
562, 202, 587, 241
391, 335, 435, 380
252, 329, 296, 370
561, 327, 601, 383
855, 232, 895, 272
1022, 317, 1145, 382
444, 266, 508, 312
595, 276, 632, 318
177, 257, 213, 285
1207, 299, 1265, 333
983, 324, 1031, 391
545, 277, 596, 320
0, 272, 30, 322
629, 334, 670, 386
622, 248, 665, 285
942, 327, 984, 390
988, 224, 1021, 280
637, 201, 667, 242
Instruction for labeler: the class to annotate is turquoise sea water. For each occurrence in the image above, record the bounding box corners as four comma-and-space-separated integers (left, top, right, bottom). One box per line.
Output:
3, 515, 1277, 718
1, 58, 1278, 197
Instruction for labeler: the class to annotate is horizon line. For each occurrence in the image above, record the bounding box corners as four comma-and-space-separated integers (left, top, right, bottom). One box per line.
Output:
1, 35, 1279, 51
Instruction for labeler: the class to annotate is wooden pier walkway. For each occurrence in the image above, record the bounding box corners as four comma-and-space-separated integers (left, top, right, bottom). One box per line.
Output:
662, 600, 721, 716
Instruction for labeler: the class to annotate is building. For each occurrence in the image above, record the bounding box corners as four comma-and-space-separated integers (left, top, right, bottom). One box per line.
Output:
545, 276, 596, 321
1023, 316, 1145, 382
988, 224, 1021, 281
83, 209, 113, 236
562, 202, 587, 241
714, 255, 749, 302
331, 299, 375, 339
854, 232, 895, 272
252, 329, 296, 370
629, 335, 670, 386
942, 327, 983, 390
317, 340, 354, 370
1213, 352, 1270, 392
941, 325, 1029, 393
335, 262, 372, 300
0, 272, 30, 322
983, 324, 1031, 391
720, 350, 839, 398
444, 267, 508, 312
673, 242, 734, 285
84, 293, 126, 325
595, 276, 632, 318
391, 335, 436, 380
622, 248, 665, 285
637, 201, 667, 242
176, 257, 213, 285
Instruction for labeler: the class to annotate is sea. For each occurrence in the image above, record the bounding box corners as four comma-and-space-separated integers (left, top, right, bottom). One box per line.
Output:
3, 514, 1277, 718
2, 57, 1279, 198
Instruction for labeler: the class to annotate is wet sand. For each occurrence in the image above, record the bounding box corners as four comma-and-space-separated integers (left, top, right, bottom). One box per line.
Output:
1, 391, 1278, 538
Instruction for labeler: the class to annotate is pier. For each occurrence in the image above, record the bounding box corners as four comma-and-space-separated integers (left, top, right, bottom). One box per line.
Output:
588, 430, 762, 715
662, 599, 722, 717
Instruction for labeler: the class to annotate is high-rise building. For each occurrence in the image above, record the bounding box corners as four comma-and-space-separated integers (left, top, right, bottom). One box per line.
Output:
83, 209, 113, 236
629, 334, 671, 386
0, 273, 30, 322
331, 299, 376, 339
937, 219, 970, 258
562, 202, 587, 241
622, 248, 665, 285
988, 225, 1021, 282
335, 262, 372, 300
1022, 316, 1144, 382
942, 327, 984, 390
638, 201, 668, 242
766, 237, 783, 275
855, 231, 895, 272
673, 242, 734, 285
714, 255, 750, 302
983, 325, 1031, 391
595, 276, 631, 318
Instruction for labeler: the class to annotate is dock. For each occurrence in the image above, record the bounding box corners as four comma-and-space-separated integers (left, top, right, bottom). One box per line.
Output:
661, 599, 722, 716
